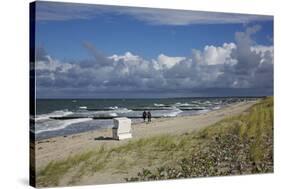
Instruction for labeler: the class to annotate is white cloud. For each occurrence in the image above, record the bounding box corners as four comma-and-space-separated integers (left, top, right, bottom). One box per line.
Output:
35, 26, 273, 97
109, 52, 141, 65
251, 45, 274, 64
156, 54, 185, 69
192, 43, 237, 65
251, 45, 273, 54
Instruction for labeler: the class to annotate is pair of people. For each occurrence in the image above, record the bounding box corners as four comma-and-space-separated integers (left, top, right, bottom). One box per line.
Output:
142, 111, 152, 123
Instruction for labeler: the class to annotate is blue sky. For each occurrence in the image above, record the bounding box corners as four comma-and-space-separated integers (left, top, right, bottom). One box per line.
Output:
34, 1, 274, 98
36, 2, 273, 61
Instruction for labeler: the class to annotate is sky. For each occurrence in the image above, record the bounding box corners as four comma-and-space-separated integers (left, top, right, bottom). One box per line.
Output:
34, 1, 274, 98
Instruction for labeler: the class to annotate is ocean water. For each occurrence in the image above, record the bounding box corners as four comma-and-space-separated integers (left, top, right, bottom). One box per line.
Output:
32, 97, 260, 140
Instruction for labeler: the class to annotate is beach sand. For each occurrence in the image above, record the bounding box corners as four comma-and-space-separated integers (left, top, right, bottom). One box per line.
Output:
35, 100, 257, 171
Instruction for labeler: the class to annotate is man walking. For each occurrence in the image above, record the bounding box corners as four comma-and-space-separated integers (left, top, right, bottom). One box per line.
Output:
142, 111, 147, 122
147, 111, 152, 123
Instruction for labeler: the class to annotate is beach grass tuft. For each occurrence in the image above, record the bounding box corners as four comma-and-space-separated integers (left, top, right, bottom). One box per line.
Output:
37, 151, 94, 186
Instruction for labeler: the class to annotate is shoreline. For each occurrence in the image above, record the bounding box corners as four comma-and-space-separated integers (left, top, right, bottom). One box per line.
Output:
35, 101, 257, 170
34, 101, 253, 141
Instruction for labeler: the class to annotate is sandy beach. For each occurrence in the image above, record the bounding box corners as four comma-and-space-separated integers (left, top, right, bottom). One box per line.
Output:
35, 101, 257, 170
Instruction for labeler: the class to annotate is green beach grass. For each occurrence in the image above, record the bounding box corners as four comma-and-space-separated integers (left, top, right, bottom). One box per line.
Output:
37, 97, 273, 186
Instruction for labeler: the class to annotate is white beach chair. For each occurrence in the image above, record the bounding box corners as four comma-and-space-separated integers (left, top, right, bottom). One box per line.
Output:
112, 117, 132, 140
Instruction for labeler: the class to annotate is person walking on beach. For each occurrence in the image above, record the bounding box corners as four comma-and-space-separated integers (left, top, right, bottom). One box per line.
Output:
142, 111, 147, 122
147, 111, 152, 123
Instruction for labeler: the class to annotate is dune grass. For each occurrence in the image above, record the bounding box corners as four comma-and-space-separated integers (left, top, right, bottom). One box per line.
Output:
126, 97, 273, 181
37, 97, 273, 186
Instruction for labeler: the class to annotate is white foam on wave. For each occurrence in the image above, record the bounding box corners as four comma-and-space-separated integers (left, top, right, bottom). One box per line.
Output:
156, 108, 183, 117
105, 108, 132, 114
165, 109, 183, 117
154, 103, 165, 107
35, 110, 73, 121
116, 108, 132, 113
79, 106, 87, 110
109, 106, 118, 110
200, 101, 213, 106
109, 113, 118, 117
212, 106, 221, 110
70, 108, 132, 118
35, 118, 92, 134
196, 109, 210, 114
174, 102, 191, 107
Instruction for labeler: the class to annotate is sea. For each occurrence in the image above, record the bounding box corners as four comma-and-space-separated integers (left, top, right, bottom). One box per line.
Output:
32, 97, 260, 140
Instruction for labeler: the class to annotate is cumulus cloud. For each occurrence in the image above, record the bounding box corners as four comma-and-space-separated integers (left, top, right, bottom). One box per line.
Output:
155, 54, 185, 69
35, 25, 273, 98
192, 43, 237, 65
217, 25, 273, 90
